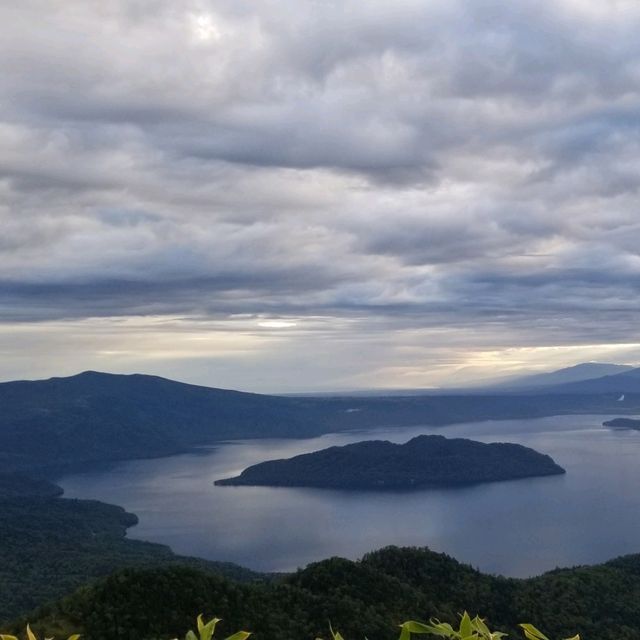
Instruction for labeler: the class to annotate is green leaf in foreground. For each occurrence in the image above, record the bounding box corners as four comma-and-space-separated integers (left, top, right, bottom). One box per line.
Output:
3, 614, 580, 640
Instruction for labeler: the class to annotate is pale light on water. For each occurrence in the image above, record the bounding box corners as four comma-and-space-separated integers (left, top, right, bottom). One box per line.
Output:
59, 414, 640, 577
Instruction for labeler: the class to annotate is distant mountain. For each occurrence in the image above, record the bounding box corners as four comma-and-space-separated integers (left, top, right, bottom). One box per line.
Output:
528, 367, 640, 395
216, 435, 565, 489
2, 370, 639, 477
0, 371, 324, 474
485, 362, 636, 391
316, 363, 637, 396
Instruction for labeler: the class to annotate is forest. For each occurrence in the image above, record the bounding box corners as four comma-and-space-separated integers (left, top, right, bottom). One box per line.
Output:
0, 474, 260, 623
8, 546, 640, 640
216, 435, 565, 489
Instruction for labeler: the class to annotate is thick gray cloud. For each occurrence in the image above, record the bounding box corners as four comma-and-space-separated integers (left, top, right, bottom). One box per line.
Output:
1, 0, 640, 390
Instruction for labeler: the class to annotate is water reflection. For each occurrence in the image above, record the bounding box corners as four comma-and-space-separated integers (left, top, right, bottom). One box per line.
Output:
60, 414, 640, 577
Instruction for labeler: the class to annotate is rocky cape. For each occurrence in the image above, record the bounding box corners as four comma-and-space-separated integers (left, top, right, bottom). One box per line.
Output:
215, 434, 565, 490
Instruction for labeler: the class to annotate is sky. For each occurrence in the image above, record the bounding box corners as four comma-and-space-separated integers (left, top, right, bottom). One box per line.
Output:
2, 0, 640, 392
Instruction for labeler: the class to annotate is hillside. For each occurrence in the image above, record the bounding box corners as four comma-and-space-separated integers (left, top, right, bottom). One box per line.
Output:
1, 371, 639, 476
0, 481, 262, 623
17, 546, 640, 640
0, 371, 322, 475
216, 435, 565, 489
0, 473, 63, 499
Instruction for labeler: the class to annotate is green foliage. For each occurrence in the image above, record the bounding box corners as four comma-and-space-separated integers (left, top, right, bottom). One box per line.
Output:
518, 623, 578, 640
395, 614, 580, 640
0, 623, 79, 640
6, 614, 578, 640
325, 613, 580, 640
398, 613, 508, 640
186, 615, 250, 640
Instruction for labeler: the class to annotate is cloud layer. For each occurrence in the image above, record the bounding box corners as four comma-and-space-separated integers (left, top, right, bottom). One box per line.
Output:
2, 0, 640, 390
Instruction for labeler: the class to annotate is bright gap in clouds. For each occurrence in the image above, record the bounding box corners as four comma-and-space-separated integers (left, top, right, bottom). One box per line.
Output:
258, 320, 298, 329
189, 12, 222, 42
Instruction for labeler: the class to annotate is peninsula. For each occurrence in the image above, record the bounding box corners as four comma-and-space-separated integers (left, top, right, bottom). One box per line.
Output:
215, 434, 565, 490
603, 418, 640, 429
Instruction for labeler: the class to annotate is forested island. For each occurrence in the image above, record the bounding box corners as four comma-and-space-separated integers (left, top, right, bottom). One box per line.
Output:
215, 435, 565, 490
603, 417, 640, 429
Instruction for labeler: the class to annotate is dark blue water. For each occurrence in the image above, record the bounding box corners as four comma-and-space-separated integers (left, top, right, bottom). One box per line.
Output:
59, 414, 640, 577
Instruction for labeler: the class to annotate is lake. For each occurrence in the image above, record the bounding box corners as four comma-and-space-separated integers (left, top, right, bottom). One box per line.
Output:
59, 413, 640, 577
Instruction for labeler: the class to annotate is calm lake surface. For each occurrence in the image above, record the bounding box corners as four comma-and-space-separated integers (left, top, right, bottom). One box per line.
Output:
60, 414, 640, 577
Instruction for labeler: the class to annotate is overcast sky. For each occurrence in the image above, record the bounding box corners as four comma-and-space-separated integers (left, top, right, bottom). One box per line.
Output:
2, 0, 640, 392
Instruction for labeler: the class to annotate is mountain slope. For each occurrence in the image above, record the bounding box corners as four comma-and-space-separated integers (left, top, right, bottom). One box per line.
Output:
2, 371, 640, 476
489, 362, 635, 390
17, 546, 640, 640
0, 478, 261, 623
0, 371, 323, 474
527, 367, 640, 395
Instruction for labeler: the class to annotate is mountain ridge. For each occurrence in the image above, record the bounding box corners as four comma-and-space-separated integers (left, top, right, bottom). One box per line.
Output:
2, 370, 640, 477
484, 362, 636, 390
523, 366, 640, 395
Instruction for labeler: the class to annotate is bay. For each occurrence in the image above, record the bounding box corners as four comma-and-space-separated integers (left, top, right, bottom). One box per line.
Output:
59, 414, 640, 577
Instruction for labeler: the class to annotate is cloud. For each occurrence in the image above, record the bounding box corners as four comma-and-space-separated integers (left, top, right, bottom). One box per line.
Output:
1, 0, 640, 389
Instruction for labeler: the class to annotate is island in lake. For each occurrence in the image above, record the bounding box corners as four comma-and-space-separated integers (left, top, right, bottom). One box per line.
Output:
215, 434, 565, 490
603, 418, 640, 429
